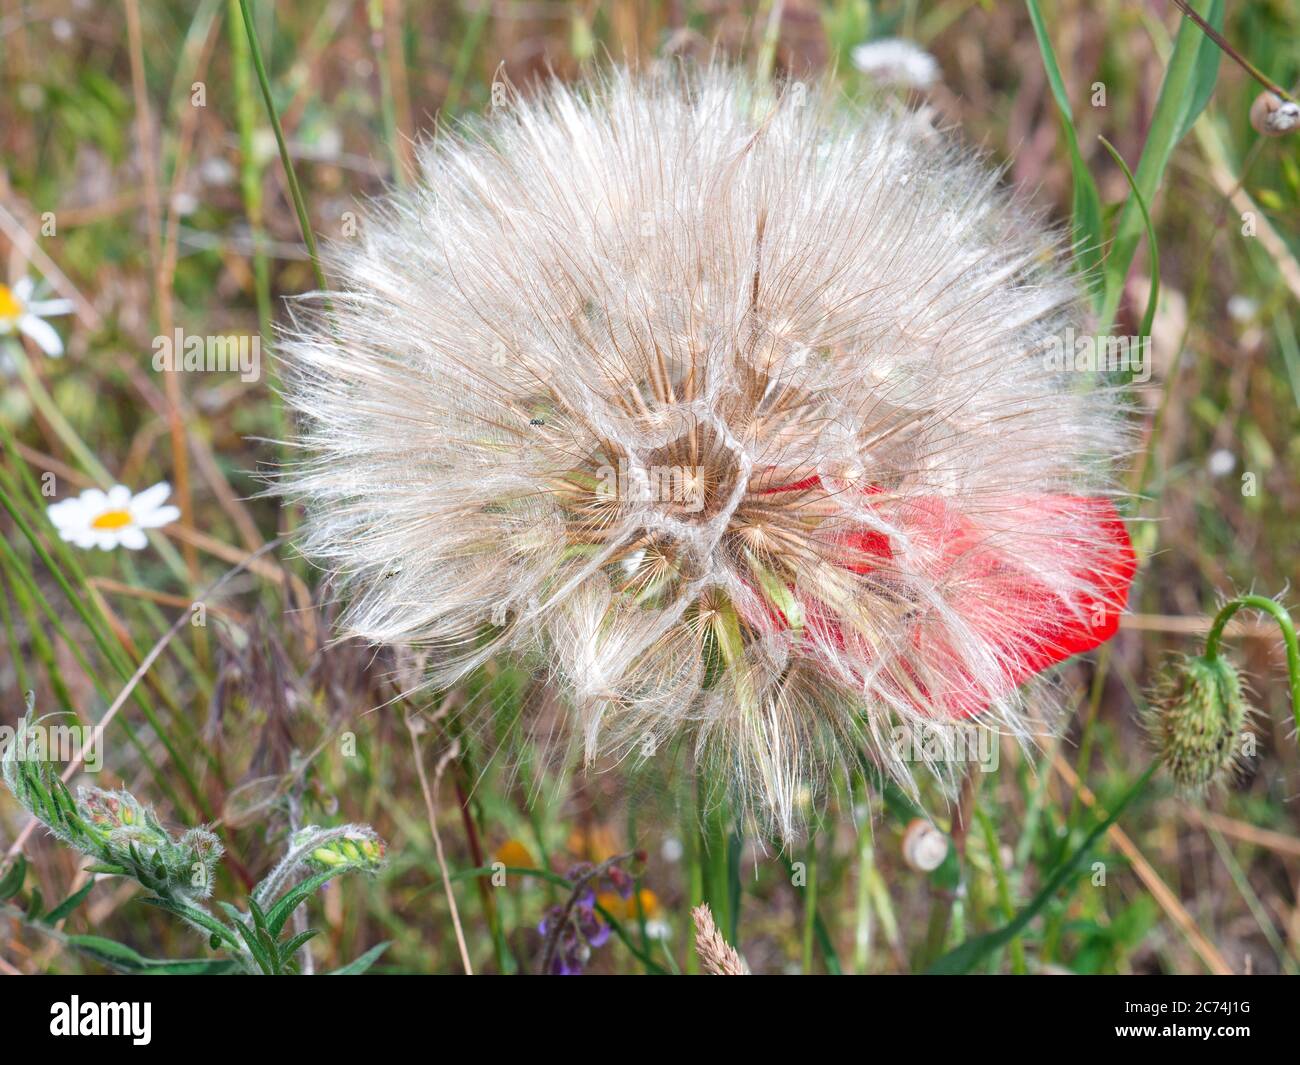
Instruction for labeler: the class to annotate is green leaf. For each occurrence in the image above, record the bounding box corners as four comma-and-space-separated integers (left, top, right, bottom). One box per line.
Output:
216, 901, 245, 924
231, 915, 276, 974
1099, 0, 1219, 330
591, 901, 670, 975
141, 895, 240, 949
0, 856, 26, 900
1175, 0, 1225, 143
265, 869, 337, 936
42, 880, 96, 925
1098, 137, 1160, 350
327, 940, 391, 975
25, 884, 44, 922
281, 927, 320, 959
1025, 0, 1105, 295
66, 933, 238, 975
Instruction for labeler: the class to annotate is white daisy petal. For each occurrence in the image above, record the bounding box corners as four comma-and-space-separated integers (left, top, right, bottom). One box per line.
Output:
27, 298, 74, 317
129, 481, 172, 513
18, 314, 64, 357
12, 277, 34, 302
107, 484, 132, 508
136, 504, 180, 529
81, 489, 108, 511
51, 482, 181, 551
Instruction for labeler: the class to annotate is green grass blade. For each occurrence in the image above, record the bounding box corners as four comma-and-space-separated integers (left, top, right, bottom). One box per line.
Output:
1099, 136, 1160, 350
327, 940, 391, 975
236, 0, 327, 292
928, 762, 1157, 974
1025, 0, 1105, 296
1099, 0, 1220, 330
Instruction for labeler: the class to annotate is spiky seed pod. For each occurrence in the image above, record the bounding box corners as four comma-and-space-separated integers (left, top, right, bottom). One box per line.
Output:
279, 66, 1137, 837
1146, 655, 1250, 793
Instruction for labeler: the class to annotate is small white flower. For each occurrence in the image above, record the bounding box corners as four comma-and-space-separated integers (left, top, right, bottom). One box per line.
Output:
46, 482, 180, 551
1226, 295, 1258, 323
1207, 449, 1236, 478
644, 918, 671, 941
0, 277, 73, 357
851, 38, 941, 90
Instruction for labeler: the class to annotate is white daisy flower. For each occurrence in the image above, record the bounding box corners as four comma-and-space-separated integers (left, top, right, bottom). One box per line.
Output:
0, 277, 74, 357
46, 482, 181, 551
850, 38, 941, 90
644, 918, 671, 941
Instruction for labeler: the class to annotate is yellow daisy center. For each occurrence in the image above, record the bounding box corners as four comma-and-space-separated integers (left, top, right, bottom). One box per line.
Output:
0, 284, 22, 323
91, 509, 134, 530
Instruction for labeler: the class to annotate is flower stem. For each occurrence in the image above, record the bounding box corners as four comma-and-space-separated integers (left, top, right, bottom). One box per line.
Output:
236, 0, 327, 293
800, 830, 818, 974
1204, 595, 1300, 733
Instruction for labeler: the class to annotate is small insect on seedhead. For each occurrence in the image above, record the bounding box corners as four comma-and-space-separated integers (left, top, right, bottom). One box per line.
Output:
529, 418, 545, 426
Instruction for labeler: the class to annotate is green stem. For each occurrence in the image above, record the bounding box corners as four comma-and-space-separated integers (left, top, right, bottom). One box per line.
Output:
975, 807, 1026, 974
800, 832, 818, 974
226, 0, 273, 338
853, 820, 872, 973
236, 0, 327, 293
367, 0, 408, 187
1205, 595, 1300, 732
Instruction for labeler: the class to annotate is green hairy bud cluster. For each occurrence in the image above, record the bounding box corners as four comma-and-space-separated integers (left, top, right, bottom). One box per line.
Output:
1147, 654, 1250, 793
3, 697, 391, 975
3, 711, 222, 901
294, 826, 386, 873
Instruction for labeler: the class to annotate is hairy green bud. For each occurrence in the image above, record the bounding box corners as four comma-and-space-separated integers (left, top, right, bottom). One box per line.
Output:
298, 827, 386, 874
1147, 654, 1251, 793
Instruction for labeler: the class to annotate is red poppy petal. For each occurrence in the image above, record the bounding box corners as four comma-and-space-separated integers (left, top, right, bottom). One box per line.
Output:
907, 495, 1136, 716
750, 474, 1136, 717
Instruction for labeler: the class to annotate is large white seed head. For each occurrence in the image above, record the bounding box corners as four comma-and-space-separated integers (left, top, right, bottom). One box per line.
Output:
279, 67, 1134, 838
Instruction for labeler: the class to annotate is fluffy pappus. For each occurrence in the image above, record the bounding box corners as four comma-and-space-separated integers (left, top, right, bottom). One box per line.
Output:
277, 66, 1137, 838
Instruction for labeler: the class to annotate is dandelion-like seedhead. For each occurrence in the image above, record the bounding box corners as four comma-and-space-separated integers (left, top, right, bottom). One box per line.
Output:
280, 66, 1136, 837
